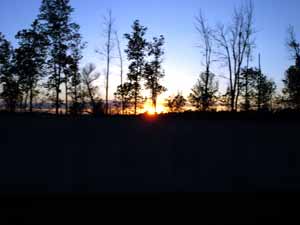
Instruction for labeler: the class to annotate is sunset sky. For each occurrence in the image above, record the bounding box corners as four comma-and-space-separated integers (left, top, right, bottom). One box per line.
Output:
1, 0, 300, 101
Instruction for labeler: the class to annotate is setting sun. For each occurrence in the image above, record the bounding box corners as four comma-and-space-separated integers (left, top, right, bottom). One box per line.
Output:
142, 99, 167, 115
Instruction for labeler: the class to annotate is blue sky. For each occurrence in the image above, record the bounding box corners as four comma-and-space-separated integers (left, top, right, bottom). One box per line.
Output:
1, 0, 300, 99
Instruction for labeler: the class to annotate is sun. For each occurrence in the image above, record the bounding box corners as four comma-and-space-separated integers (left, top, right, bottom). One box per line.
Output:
143, 99, 166, 115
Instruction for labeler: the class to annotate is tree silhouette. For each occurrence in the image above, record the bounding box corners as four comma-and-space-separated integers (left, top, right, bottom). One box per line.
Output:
144, 35, 167, 113
283, 66, 300, 110
214, 1, 255, 111
195, 11, 217, 111
287, 25, 300, 67
255, 70, 276, 111
0, 33, 19, 112
124, 20, 148, 115
114, 82, 134, 114
38, 0, 83, 115
189, 72, 218, 111
240, 67, 258, 111
81, 63, 103, 115
115, 30, 124, 114
97, 10, 115, 115
165, 93, 186, 113
65, 26, 85, 115
15, 20, 48, 113
283, 26, 300, 110
240, 66, 276, 111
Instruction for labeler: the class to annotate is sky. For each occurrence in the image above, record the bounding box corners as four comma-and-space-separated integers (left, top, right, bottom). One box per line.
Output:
1, 0, 300, 100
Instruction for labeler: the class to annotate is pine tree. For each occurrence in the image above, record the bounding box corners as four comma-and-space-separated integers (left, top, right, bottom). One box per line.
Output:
0, 33, 19, 112
38, 0, 83, 115
240, 67, 258, 111
144, 35, 167, 113
65, 24, 85, 115
255, 72, 276, 111
15, 20, 48, 112
124, 20, 148, 115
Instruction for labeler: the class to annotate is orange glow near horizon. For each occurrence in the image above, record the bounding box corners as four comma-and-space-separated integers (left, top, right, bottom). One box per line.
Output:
143, 99, 167, 115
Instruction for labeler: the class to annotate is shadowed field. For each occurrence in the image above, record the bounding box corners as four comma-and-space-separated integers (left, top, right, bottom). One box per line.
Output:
0, 114, 300, 192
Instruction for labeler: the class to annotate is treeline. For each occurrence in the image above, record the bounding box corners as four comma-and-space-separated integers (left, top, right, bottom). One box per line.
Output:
0, 0, 300, 116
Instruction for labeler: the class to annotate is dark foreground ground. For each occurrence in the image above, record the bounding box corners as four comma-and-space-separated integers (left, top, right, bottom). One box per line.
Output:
1, 113, 300, 192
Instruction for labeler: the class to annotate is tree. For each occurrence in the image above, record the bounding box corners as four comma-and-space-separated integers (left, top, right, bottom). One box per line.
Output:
255, 71, 276, 111
115, 30, 124, 114
240, 67, 258, 111
165, 93, 186, 113
38, 0, 82, 115
0, 33, 19, 112
287, 25, 300, 68
81, 63, 103, 115
283, 66, 300, 110
144, 35, 167, 113
282, 26, 300, 110
97, 10, 115, 115
114, 82, 134, 114
240, 66, 276, 111
14, 20, 48, 113
195, 11, 217, 111
65, 25, 85, 115
214, 1, 255, 111
124, 20, 148, 115
189, 72, 218, 111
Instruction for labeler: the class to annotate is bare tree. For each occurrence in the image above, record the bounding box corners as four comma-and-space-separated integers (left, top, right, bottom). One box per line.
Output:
82, 63, 101, 115
115, 30, 124, 114
195, 11, 217, 111
97, 10, 115, 115
214, 1, 255, 111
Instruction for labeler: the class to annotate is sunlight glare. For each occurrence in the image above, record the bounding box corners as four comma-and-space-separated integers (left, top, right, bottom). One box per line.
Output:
143, 100, 166, 115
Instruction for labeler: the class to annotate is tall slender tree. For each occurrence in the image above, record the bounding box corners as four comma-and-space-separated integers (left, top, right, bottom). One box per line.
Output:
144, 35, 167, 113
97, 10, 115, 115
65, 24, 85, 115
115, 30, 124, 114
38, 0, 82, 115
124, 20, 148, 115
0, 33, 19, 112
15, 20, 48, 113
195, 11, 216, 111
240, 67, 257, 111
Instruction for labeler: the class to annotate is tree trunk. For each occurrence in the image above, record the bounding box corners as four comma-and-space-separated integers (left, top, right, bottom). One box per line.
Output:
56, 66, 61, 116
231, 90, 235, 112
106, 60, 110, 115
204, 65, 210, 111
29, 88, 33, 113
105, 14, 112, 116
65, 75, 68, 115
245, 72, 249, 111
24, 91, 29, 112
134, 90, 137, 115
